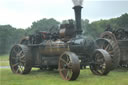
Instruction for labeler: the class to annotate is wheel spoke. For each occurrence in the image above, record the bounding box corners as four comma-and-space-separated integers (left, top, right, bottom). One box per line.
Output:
20, 59, 26, 63
66, 69, 72, 79
20, 55, 25, 59
101, 63, 106, 69
16, 68, 19, 73
17, 51, 23, 57
66, 55, 70, 63
60, 58, 68, 65
62, 69, 68, 77
12, 63, 19, 67
20, 66, 23, 72
95, 62, 106, 74
60, 68, 67, 72
97, 69, 103, 74
108, 50, 113, 54
104, 44, 109, 50
19, 64, 24, 73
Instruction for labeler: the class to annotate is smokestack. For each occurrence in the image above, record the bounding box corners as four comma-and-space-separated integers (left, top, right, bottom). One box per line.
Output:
72, 0, 83, 35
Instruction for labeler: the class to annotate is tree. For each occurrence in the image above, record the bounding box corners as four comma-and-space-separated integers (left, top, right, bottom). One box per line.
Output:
0, 25, 25, 54
27, 18, 60, 35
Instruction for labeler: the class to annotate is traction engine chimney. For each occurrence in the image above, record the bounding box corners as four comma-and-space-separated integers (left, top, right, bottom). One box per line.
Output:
72, 0, 83, 35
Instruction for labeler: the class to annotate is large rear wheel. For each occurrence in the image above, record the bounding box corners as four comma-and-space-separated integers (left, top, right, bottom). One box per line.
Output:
19, 36, 29, 45
9, 44, 32, 74
100, 31, 120, 69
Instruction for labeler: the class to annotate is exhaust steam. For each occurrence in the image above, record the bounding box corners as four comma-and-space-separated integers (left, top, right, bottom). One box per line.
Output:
72, 0, 84, 6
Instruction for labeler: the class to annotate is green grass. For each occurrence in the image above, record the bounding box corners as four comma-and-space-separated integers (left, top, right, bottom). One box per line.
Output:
0, 54, 9, 61
0, 68, 128, 85
0, 55, 128, 85
0, 61, 9, 66
0, 55, 9, 66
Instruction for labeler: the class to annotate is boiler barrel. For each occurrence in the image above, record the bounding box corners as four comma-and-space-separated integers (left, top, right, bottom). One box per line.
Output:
38, 40, 70, 56
38, 38, 95, 57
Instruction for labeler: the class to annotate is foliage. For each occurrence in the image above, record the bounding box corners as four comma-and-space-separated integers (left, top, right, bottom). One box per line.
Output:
0, 25, 25, 54
26, 18, 60, 35
0, 13, 128, 54
83, 13, 128, 38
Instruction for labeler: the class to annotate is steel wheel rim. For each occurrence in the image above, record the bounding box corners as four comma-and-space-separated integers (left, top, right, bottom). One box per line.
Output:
101, 31, 117, 41
96, 39, 114, 58
59, 53, 73, 80
94, 52, 106, 74
100, 32, 120, 57
90, 49, 112, 75
10, 45, 26, 74
59, 52, 80, 80
100, 31, 120, 69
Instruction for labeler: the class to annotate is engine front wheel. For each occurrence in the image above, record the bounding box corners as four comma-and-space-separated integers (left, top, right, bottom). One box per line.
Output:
90, 49, 112, 75
58, 51, 80, 81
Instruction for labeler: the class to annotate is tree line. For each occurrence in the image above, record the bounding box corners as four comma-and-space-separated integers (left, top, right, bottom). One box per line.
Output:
0, 13, 128, 55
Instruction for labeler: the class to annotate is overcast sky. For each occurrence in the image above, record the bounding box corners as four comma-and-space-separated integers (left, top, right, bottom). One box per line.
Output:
0, 0, 128, 29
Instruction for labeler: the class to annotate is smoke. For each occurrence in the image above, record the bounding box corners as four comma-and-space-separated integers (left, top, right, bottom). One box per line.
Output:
72, 0, 84, 6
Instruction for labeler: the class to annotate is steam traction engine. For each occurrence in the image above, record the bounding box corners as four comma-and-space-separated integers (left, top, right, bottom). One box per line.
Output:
9, 0, 113, 80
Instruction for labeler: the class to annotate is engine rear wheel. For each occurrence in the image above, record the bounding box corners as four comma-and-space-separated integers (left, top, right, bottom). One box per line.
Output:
90, 49, 112, 75
9, 44, 32, 74
19, 36, 29, 45
58, 51, 80, 81
100, 31, 120, 69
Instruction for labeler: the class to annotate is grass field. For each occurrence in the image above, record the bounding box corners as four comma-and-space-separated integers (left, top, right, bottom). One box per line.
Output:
0, 55, 9, 66
0, 55, 128, 85
0, 68, 128, 85
0, 54, 9, 61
